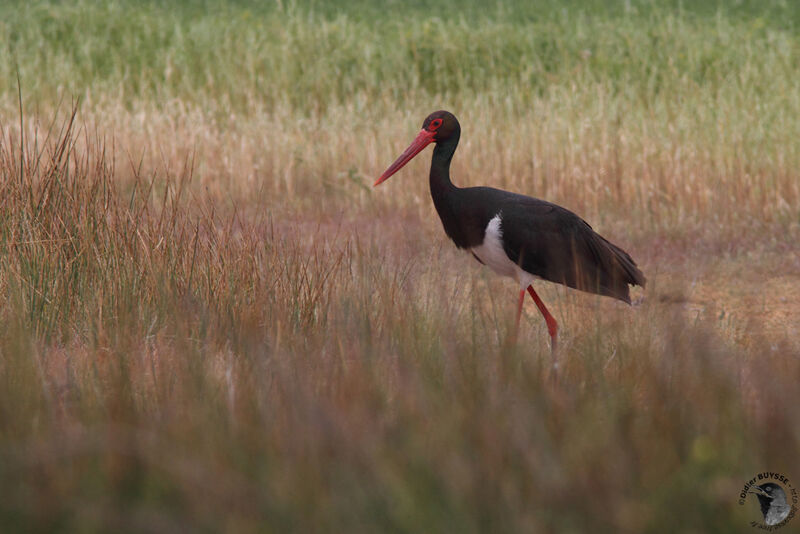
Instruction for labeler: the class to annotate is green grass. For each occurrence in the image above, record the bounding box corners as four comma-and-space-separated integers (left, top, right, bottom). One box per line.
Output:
3, 0, 797, 229
3, 0, 799, 112
1, 1, 799, 532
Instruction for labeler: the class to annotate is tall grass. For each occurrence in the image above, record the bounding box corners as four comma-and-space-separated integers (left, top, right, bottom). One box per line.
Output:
3, 0, 798, 230
1, 1, 799, 532
3, 0, 800, 111
1, 102, 798, 533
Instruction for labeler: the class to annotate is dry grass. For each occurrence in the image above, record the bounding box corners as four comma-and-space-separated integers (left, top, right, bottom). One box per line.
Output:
1, 1, 800, 532
0, 98, 797, 533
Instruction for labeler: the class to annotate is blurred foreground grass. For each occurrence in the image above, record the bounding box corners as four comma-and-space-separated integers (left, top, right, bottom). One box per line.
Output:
1, 1, 799, 532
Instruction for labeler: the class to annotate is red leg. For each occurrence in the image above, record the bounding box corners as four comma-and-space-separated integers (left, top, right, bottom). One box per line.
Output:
527, 285, 558, 355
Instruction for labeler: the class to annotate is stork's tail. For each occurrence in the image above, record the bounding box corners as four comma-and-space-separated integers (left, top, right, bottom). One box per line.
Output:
597, 237, 646, 303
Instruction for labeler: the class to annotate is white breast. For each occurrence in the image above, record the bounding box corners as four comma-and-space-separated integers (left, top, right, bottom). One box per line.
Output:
470, 214, 535, 289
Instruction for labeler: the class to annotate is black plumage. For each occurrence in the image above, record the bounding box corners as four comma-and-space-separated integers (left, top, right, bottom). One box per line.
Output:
438, 186, 644, 303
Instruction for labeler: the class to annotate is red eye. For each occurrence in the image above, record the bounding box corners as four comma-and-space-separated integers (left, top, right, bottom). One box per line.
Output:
429, 118, 443, 131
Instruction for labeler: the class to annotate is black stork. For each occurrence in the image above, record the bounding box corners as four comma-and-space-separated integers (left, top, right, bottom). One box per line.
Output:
374, 111, 645, 355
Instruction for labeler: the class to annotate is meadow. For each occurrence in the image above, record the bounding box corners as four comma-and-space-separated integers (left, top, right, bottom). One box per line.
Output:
1, 0, 799, 532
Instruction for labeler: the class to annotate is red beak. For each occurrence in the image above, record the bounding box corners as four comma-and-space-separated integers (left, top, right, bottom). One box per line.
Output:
374, 129, 436, 186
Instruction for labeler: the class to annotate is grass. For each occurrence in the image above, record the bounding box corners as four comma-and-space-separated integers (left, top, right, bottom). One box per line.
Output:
1, 1, 799, 532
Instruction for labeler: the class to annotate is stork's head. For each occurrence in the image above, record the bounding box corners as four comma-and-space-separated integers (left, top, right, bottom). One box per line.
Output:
374, 110, 460, 186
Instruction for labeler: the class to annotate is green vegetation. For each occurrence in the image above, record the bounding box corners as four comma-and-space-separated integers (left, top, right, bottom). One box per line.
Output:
4, 0, 800, 113
0, 1, 799, 532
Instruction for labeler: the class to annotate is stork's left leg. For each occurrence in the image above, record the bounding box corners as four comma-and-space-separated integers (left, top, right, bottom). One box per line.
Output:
527, 285, 558, 357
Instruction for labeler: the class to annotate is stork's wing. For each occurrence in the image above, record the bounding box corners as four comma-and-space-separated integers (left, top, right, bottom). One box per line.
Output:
497, 194, 645, 303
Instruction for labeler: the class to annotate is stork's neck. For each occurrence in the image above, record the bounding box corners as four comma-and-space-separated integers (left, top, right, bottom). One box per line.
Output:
429, 130, 460, 204
427, 126, 476, 248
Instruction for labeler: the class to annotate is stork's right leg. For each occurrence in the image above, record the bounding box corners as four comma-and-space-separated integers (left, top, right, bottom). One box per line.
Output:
526, 285, 558, 357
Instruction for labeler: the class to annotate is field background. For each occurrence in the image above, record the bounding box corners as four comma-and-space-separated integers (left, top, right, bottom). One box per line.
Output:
1, 0, 799, 532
